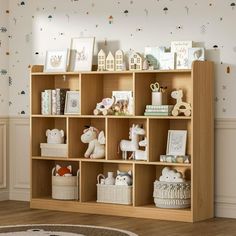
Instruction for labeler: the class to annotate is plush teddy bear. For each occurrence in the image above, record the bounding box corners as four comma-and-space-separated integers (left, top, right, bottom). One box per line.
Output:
46, 129, 64, 144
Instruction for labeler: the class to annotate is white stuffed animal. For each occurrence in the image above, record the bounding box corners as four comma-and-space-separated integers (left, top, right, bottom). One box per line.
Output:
81, 126, 105, 159
159, 167, 184, 183
46, 129, 64, 144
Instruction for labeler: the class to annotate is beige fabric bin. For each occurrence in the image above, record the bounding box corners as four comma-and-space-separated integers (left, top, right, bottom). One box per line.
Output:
52, 168, 79, 200
40, 143, 68, 157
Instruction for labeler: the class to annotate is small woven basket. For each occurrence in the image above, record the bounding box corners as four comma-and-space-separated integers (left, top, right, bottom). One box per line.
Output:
52, 168, 79, 200
153, 180, 191, 209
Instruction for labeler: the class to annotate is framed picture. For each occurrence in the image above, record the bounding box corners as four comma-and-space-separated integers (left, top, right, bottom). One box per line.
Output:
44, 50, 68, 72
166, 130, 187, 156
64, 91, 80, 114
69, 37, 95, 71
159, 52, 176, 70
188, 48, 205, 68
112, 91, 133, 115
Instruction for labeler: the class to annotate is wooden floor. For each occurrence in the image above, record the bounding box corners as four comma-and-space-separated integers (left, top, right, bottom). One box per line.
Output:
0, 201, 236, 236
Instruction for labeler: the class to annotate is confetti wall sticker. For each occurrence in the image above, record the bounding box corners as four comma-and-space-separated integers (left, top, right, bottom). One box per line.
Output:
230, 2, 236, 9
0, 27, 7, 33
227, 66, 230, 74
124, 10, 129, 16
213, 45, 218, 49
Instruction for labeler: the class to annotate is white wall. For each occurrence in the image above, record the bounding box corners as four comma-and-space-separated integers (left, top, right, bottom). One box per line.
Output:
1, 0, 236, 218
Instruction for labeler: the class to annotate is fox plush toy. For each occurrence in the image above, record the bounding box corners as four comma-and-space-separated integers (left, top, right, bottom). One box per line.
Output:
55, 165, 72, 176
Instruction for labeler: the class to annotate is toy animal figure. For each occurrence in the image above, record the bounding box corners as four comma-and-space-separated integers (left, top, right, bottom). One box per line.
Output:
171, 90, 191, 116
93, 96, 115, 116
81, 126, 106, 159
119, 124, 145, 160
115, 170, 132, 186
135, 137, 148, 161
46, 129, 64, 144
55, 164, 72, 176
159, 167, 185, 183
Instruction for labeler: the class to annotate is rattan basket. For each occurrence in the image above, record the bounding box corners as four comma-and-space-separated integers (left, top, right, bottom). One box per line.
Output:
52, 168, 79, 200
153, 180, 191, 209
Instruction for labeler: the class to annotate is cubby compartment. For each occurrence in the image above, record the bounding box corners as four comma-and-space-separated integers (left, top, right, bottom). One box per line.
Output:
149, 118, 191, 162
32, 159, 80, 200
134, 164, 191, 207
31, 117, 67, 157
80, 72, 134, 115
31, 73, 80, 115
80, 161, 133, 203
134, 71, 192, 116
68, 117, 106, 159
107, 118, 147, 160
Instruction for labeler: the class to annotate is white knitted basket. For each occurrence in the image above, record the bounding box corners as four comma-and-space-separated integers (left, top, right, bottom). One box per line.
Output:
153, 180, 191, 209
52, 168, 79, 200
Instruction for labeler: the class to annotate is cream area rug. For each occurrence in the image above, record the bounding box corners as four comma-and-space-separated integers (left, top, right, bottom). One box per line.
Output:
0, 224, 138, 236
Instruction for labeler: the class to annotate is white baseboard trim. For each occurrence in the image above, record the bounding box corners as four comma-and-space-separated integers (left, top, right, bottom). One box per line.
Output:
215, 202, 236, 218
0, 190, 9, 201
9, 190, 30, 201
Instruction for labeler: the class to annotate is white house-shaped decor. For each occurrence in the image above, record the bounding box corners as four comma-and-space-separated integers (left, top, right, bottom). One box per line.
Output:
115, 49, 124, 71
97, 49, 106, 71
106, 51, 115, 71
129, 52, 143, 71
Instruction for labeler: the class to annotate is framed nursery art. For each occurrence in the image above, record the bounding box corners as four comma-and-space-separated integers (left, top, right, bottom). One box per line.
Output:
44, 50, 68, 72
64, 91, 80, 115
69, 37, 95, 71
166, 130, 187, 156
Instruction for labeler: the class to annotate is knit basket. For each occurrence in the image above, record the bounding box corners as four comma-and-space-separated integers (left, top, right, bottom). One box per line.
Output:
153, 180, 191, 209
52, 168, 79, 200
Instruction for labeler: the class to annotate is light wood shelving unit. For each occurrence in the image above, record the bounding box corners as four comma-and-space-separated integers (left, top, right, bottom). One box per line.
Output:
30, 61, 214, 222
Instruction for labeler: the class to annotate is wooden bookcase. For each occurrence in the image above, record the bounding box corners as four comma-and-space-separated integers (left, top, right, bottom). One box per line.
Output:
30, 61, 214, 222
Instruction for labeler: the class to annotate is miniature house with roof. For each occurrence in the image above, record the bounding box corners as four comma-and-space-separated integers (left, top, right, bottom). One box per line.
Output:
115, 50, 124, 71
97, 49, 106, 71
129, 52, 143, 70
106, 51, 115, 71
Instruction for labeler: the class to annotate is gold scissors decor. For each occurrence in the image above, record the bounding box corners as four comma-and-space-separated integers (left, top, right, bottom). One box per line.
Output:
150, 82, 160, 92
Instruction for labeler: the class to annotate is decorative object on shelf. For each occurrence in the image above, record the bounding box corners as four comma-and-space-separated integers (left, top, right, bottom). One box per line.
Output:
106, 51, 115, 71
64, 91, 80, 114
97, 49, 106, 71
171, 90, 191, 116
97, 172, 115, 185
188, 47, 205, 68
150, 82, 167, 106
69, 37, 95, 71
129, 51, 143, 70
93, 96, 115, 115
159, 52, 176, 70
44, 50, 68, 73
52, 166, 79, 200
55, 164, 72, 176
142, 57, 149, 70
112, 91, 133, 115
115, 170, 133, 186
171, 41, 192, 69
41, 89, 52, 115
115, 49, 124, 71
40, 143, 68, 157
81, 126, 105, 159
153, 167, 191, 208
144, 105, 173, 116
119, 124, 145, 160
46, 129, 65, 144
160, 155, 190, 164
135, 137, 148, 161
144, 47, 160, 70
166, 130, 187, 156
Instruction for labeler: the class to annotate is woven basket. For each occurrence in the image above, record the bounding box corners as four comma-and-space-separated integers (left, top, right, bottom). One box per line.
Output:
153, 180, 191, 209
97, 184, 132, 205
52, 168, 79, 200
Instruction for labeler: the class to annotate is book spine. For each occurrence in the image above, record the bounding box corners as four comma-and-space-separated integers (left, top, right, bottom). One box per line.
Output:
41, 91, 46, 115
56, 89, 61, 115
51, 90, 57, 115
146, 105, 174, 110
45, 90, 52, 115
60, 89, 69, 115
144, 112, 171, 116
145, 109, 172, 112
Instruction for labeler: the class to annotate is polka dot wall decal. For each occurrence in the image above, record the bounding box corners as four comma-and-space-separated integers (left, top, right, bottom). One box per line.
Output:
6, 10, 9, 14
230, 2, 236, 9
176, 25, 183, 30
213, 45, 218, 49
48, 15, 53, 20
20, 111, 26, 115
136, 28, 143, 32
163, 7, 168, 14
215, 97, 219, 102
20, 1, 25, 6
220, 17, 223, 21
124, 10, 129, 16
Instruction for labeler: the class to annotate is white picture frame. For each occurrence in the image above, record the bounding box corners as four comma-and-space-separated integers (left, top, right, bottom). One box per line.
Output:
69, 37, 95, 71
159, 52, 176, 70
166, 130, 187, 156
44, 50, 68, 72
64, 91, 80, 115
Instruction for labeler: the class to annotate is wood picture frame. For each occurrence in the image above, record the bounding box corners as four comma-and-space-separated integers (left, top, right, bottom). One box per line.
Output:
166, 130, 187, 156
69, 37, 95, 71
64, 91, 80, 115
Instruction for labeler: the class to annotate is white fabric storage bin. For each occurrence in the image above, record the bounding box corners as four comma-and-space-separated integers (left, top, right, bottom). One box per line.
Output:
153, 180, 191, 209
52, 168, 79, 200
97, 184, 132, 205
40, 143, 68, 157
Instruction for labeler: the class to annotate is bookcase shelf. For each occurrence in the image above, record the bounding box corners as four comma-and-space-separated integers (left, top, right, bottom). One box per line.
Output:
30, 61, 214, 222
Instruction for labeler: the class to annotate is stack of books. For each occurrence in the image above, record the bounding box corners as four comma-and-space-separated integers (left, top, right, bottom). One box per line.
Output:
41, 88, 69, 115
144, 105, 174, 116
